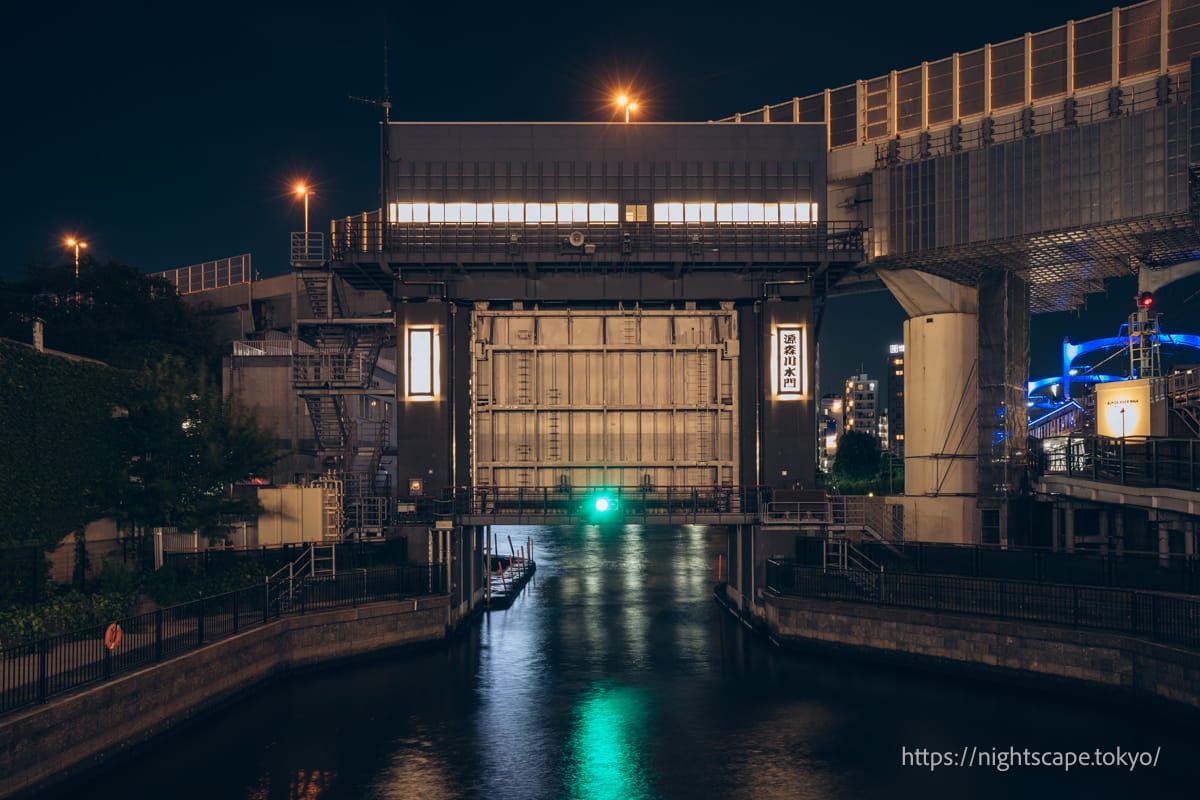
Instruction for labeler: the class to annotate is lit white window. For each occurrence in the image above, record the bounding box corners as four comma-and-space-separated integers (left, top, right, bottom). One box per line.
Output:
590, 203, 619, 223
763, 203, 779, 223
412, 203, 429, 223
779, 203, 795, 223
391, 203, 413, 223
699, 203, 715, 222
558, 203, 589, 224
475, 203, 492, 223
732, 203, 750, 223
494, 203, 523, 223
747, 203, 765, 223
653, 202, 684, 224
525, 203, 556, 224
407, 327, 437, 398
716, 203, 733, 223
442, 203, 461, 223
428, 203, 445, 223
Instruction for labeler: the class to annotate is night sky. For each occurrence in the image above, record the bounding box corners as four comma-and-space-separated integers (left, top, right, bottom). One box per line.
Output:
6, 0, 1193, 391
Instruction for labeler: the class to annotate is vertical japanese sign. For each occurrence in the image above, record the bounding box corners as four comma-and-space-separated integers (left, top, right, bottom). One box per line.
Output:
774, 326, 805, 398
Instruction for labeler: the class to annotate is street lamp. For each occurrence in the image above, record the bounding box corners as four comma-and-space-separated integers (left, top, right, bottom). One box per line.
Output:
616, 94, 639, 124
65, 237, 87, 294
294, 183, 311, 236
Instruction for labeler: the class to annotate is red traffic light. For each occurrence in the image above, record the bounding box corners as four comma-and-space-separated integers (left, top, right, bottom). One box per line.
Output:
1138, 292, 1153, 309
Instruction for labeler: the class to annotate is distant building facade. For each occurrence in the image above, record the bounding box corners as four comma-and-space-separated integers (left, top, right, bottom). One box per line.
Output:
888, 343, 905, 457
818, 393, 843, 472
844, 373, 879, 439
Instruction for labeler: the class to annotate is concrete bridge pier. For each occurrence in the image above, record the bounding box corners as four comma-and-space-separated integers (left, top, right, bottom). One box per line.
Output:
398, 521, 486, 626
878, 268, 1031, 545
722, 523, 797, 623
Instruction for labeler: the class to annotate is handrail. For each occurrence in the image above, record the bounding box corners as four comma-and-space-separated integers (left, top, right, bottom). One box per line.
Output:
0, 564, 447, 718
437, 484, 769, 520
329, 219, 864, 262
1039, 434, 1200, 491
766, 560, 1200, 652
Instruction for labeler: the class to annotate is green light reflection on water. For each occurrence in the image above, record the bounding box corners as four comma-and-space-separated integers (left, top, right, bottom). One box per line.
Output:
562, 683, 657, 800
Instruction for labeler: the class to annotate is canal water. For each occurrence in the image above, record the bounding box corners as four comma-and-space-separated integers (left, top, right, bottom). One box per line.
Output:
47, 525, 1198, 799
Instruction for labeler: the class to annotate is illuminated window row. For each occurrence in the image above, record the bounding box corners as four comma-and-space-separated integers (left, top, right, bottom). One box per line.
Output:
388, 201, 819, 224
390, 202, 619, 224
652, 202, 819, 224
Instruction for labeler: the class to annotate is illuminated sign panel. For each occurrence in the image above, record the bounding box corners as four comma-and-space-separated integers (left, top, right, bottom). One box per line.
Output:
1095, 379, 1150, 438
406, 327, 439, 399
771, 326, 807, 399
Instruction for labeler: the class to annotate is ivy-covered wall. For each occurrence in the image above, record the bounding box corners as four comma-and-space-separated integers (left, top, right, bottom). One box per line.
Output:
0, 341, 129, 550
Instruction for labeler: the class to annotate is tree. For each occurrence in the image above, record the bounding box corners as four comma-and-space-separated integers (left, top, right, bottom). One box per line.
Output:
0, 258, 216, 370
120, 357, 277, 540
833, 430, 881, 482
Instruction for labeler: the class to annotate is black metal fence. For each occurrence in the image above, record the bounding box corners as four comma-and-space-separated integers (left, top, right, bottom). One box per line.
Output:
766, 561, 1200, 651
0, 564, 445, 718
162, 540, 408, 575
791, 537, 1200, 595
1041, 435, 1200, 491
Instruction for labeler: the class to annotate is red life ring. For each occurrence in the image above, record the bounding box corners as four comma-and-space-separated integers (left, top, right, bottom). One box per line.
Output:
104, 622, 123, 651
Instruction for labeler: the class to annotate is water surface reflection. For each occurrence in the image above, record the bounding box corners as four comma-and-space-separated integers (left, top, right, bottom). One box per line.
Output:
49, 524, 1200, 799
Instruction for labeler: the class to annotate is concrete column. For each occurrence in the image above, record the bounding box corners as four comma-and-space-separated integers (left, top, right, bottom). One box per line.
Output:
1064, 505, 1075, 552
1051, 504, 1061, 551
878, 269, 980, 544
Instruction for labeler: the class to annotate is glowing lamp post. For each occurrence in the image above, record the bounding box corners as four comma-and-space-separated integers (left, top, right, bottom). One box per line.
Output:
294, 183, 311, 236
65, 237, 87, 298
616, 94, 639, 124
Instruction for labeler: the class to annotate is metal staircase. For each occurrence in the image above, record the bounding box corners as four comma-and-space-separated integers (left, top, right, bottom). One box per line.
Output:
312, 542, 337, 575
291, 263, 395, 541
301, 274, 344, 319
304, 395, 349, 450
823, 535, 883, 596
1169, 371, 1200, 437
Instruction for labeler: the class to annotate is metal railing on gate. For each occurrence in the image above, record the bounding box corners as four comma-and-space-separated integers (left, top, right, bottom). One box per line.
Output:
442, 484, 767, 522
0, 564, 445, 718
766, 561, 1200, 652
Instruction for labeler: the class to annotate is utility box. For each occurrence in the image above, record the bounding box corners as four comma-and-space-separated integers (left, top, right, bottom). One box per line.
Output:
257, 485, 330, 544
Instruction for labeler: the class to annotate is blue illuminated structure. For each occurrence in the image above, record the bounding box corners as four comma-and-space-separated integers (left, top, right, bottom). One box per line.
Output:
1026, 327, 1200, 411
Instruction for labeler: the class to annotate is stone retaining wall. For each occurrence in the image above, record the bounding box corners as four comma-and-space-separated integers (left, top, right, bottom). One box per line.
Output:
765, 593, 1200, 711
0, 596, 449, 799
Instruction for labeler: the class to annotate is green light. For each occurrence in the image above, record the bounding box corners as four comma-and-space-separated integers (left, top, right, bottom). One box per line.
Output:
594, 497, 611, 512
563, 683, 654, 800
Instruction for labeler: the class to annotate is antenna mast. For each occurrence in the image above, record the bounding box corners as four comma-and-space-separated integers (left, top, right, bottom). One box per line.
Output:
380, 20, 391, 222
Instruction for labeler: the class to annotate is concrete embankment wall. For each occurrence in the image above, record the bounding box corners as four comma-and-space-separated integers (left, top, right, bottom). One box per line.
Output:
765, 594, 1200, 712
0, 596, 449, 799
